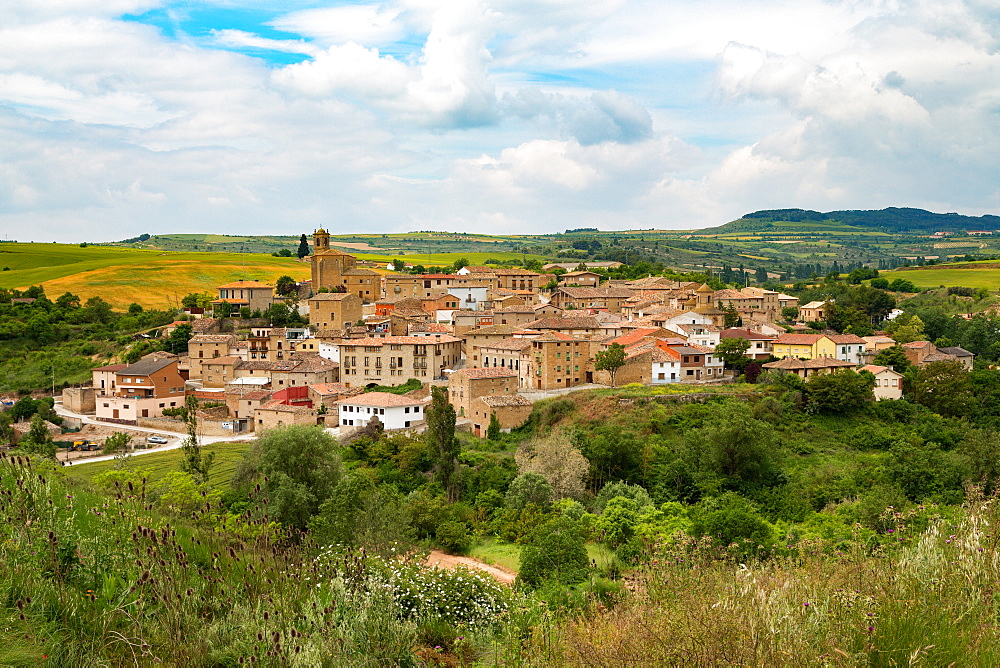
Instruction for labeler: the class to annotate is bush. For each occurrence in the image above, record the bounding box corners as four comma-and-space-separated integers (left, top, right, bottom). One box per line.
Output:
518, 516, 589, 587
434, 521, 471, 554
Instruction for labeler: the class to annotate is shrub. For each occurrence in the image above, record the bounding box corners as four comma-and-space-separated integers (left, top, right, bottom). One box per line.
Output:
435, 521, 472, 554
518, 516, 589, 587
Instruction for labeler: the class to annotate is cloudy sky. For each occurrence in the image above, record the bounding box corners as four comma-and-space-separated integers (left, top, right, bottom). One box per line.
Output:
1, 0, 998, 242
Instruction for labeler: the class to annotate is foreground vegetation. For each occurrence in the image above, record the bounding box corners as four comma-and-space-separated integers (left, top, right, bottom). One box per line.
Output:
6, 362, 1000, 664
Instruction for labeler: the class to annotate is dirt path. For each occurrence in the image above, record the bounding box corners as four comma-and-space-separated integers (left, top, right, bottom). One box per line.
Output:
425, 550, 516, 585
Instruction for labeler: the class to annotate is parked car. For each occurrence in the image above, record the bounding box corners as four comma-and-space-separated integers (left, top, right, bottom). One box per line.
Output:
146, 435, 168, 445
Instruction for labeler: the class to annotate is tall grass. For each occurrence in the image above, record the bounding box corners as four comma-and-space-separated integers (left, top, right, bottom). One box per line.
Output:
548, 498, 1000, 666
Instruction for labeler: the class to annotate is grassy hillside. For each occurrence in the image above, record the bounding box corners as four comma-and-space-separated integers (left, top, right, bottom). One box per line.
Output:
888, 260, 1000, 289
0, 243, 310, 309
64, 441, 251, 490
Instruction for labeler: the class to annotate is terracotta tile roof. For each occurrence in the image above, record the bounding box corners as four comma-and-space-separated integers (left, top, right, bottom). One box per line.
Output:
204, 356, 241, 365
93, 363, 129, 372
217, 280, 272, 289
478, 394, 533, 408
826, 334, 867, 344
451, 367, 519, 379
773, 333, 824, 345
763, 357, 856, 370
310, 292, 358, 301
465, 324, 524, 336
337, 392, 427, 407
233, 390, 273, 401
340, 335, 462, 345
557, 286, 635, 298
720, 328, 775, 341
608, 328, 665, 347
525, 317, 601, 330
652, 347, 681, 362
902, 340, 932, 348
477, 337, 534, 351
860, 365, 901, 375
309, 383, 357, 395
258, 401, 312, 414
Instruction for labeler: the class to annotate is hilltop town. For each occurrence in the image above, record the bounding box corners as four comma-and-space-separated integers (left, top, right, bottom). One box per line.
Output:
40, 228, 974, 442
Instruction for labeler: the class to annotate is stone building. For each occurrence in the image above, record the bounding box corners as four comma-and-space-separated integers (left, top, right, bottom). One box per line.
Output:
309, 292, 363, 330
447, 367, 519, 418
337, 334, 462, 386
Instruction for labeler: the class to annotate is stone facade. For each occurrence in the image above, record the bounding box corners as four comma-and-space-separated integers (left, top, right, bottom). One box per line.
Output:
309, 292, 363, 330
447, 367, 519, 418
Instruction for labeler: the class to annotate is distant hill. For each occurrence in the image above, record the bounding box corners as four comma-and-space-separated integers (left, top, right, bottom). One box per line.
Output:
710, 207, 1000, 234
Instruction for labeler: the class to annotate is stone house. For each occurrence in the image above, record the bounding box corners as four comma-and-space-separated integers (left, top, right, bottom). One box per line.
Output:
469, 395, 533, 437
447, 367, 519, 419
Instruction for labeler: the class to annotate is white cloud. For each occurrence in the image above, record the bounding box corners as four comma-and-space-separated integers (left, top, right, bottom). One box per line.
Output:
1, 0, 999, 243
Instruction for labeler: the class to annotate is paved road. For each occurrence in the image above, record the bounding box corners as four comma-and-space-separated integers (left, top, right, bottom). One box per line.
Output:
53, 400, 256, 466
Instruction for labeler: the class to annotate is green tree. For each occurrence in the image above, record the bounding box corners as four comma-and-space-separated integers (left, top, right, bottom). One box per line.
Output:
309, 474, 414, 555
891, 315, 925, 344
179, 395, 214, 483
683, 401, 782, 493
911, 360, 971, 417
722, 304, 741, 328
781, 306, 799, 322
805, 369, 874, 414
17, 414, 56, 459
164, 323, 193, 354
102, 431, 132, 454
234, 424, 343, 530
392, 258, 405, 272
452, 257, 470, 272
714, 337, 751, 370
518, 516, 589, 587
0, 411, 14, 446
825, 304, 873, 335
297, 233, 310, 259
215, 301, 233, 318
505, 472, 554, 510
690, 493, 775, 557
426, 386, 460, 501
55, 292, 81, 309
595, 342, 627, 386
889, 278, 917, 292
276, 275, 297, 296
960, 429, 1000, 495
873, 345, 911, 373
486, 412, 501, 441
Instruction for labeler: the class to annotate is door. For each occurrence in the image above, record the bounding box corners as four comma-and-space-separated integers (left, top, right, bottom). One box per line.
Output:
113, 409, 119, 419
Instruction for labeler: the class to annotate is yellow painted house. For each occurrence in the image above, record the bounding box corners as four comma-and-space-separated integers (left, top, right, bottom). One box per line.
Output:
772, 333, 825, 359
772, 333, 867, 364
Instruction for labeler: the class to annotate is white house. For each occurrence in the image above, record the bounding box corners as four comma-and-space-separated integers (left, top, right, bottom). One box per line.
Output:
665, 323, 721, 348
336, 392, 429, 430
826, 334, 868, 365
447, 286, 489, 312
651, 347, 682, 384
860, 365, 904, 400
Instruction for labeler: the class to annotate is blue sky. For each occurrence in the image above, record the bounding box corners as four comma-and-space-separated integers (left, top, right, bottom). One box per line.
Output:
1, 0, 998, 241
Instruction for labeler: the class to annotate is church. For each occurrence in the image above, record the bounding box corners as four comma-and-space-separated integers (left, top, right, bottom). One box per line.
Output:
310, 229, 381, 302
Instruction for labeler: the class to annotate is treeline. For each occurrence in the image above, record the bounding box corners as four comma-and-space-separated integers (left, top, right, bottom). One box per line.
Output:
0, 286, 176, 393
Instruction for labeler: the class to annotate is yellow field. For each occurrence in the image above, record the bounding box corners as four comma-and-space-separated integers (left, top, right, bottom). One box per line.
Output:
0, 243, 311, 309
38, 258, 310, 310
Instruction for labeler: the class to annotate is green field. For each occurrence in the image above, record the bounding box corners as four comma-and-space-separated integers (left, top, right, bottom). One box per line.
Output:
889, 261, 1000, 288
0, 243, 310, 309
355, 251, 547, 267
63, 441, 251, 490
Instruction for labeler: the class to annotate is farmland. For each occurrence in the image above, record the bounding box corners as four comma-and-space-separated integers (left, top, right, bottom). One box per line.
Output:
0, 243, 310, 309
63, 441, 252, 490
888, 261, 1000, 289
